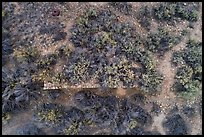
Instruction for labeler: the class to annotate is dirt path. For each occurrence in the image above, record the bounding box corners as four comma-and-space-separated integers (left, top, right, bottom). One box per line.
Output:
150, 35, 188, 111
149, 5, 202, 132
147, 34, 197, 135
151, 113, 166, 135
154, 2, 202, 109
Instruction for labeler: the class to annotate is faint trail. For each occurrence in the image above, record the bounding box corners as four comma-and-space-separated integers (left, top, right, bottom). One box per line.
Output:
150, 8, 202, 131
148, 36, 189, 135
154, 36, 188, 110
154, 3, 202, 109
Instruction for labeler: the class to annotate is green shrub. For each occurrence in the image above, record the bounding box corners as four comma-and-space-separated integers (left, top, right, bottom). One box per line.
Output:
137, 6, 152, 30
154, 3, 176, 21
13, 47, 39, 63
154, 3, 199, 23
55, 45, 72, 58
172, 40, 202, 68
171, 39, 202, 99
172, 51, 185, 66
65, 57, 91, 84
36, 54, 57, 69
181, 80, 201, 99
173, 40, 202, 81
139, 70, 163, 94
2, 112, 11, 124
2, 10, 6, 18
51, 72, 66, 84
187, 10, 198, 22
35, 103, 64, 126
63, 121, 79, 135
146, 28, 181, 55
135, 49, 156, 71
175, 65, 193, 85
110, 2, 132, 15
101, 58, 135, 87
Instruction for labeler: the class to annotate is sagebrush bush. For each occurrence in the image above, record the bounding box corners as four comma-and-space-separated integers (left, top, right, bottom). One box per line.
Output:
146, 28, 181, 55
137, 6, 152, 30
64, 56, 91, 84
100, 58, 135, 87
68, 8, 146, 87
34, 103, 64, 126
13, 47, 39, 63
139, 70, 163, 94
154, 2, 199, 23
37, 54, 57, 69
110, 2, 133, 15
171, 39, 202, 99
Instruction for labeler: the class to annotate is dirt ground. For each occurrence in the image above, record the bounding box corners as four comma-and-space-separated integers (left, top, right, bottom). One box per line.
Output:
2, 2, 202, 135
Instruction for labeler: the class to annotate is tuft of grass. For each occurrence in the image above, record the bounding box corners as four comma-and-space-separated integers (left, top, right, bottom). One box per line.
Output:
63, 122, 79, 135
2, 113, 11, 124
2, 10, 5, 17
128, 120, 138, 130
35, 103, 64, 126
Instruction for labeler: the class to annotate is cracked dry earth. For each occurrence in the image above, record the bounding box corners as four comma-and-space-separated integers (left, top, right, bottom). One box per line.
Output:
2, 2, 202, 135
